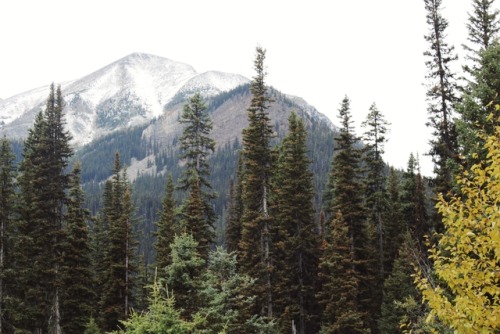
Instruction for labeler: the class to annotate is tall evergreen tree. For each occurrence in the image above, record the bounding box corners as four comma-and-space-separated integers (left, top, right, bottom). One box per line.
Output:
0, 137, 16, 334
238, 46, 275, 318
456, 43, 500, 168
463, 0, 499, 67
324, 96, 373, 331
272, 112, 320, 334
17, 84, 73, 334
423, 0, 459, 198
178, 93, 216, 259
401, 154, 429, 245
317, 212, 369, 334
154, 174, 176, 276
361, 103, 390, 277
99, 153, 138, 332
61, 162, 95, 334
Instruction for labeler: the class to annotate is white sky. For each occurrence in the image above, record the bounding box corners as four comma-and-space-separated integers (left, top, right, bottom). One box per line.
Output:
0, 0, 489, 175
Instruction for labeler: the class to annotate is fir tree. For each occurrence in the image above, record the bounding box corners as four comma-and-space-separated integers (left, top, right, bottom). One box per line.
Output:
423, 0, 459, 198
238, 46, 275, 318
401, 154, 429, 246
61, 163, 95, 334
178, 93, 216, 259
165, 233, 205, 317
17, 84, 72, 334
154, 174, 176, 276
272, 112, 320, 334
463, 0, 499, 68
0, 137, 16, 334
456, 43, 500, 168
99, 153, 138, 331
324, 96, 374, 331
317, 212, 369, 334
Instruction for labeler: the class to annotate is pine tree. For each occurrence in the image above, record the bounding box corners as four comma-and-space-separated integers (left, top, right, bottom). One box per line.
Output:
0, 137, 16, 334
178, 93, 216, 259
423, 0, 459, 198
17, 84, 73, 333
154, 174, 176, 276
61, 162, 95, 334
317, 212, 369, 334
272, 112, 320, 334
383, 167, 404, 274
238, 46, 275, 318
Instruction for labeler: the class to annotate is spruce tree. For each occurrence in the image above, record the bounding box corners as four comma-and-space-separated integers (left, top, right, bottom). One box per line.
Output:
154, 174, 176, 276
238, 46, 275, 318
178, 93, 216, 259
272, 112, 320, 334
99, 153, 138, 331
401, 154, 429, 246
61, 163, 95, 334
317, 212, 369, 334
324, 96, 374, 331
17, 84, 72, 333
463, 0, 499, 67
0, 137, 16, 334
361, 103, 390, 276
456, 43, 500, 168
165, 233, 205, 317
423, 0, 459, 198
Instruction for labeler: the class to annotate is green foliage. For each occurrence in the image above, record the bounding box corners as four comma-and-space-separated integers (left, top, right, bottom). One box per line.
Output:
99, 153, 139, 331
178, 93, 216, 259
239, 46, 275, 318
165, 233, 205, 317
463, 0, 500, 63
62, 163, 96, 334
84, 317, 102, 334
113, 276, 198, 334
457, 43, 500, 169
154, 174, 177, 276
317, 212, 369, 334
272, 112, 320, 333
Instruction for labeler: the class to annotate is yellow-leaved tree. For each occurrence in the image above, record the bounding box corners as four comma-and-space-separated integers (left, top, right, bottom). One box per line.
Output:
416, 118, 500, 333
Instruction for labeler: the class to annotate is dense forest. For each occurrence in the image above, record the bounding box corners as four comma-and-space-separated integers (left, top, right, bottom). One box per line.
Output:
1, 0, 500, 333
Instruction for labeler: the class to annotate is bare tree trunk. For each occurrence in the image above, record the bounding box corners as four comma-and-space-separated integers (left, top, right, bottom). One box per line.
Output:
50, 288, 62, 334
125, 227, 129, 317
298, 252, 305, 334
263, 185, 273, 318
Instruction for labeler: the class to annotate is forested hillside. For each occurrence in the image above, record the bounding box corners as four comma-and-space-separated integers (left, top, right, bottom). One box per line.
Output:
0, 0, 499, 333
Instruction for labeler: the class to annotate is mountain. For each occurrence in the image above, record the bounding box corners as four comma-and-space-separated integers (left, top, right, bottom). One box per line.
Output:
0, 52, 249, 146
1, 52, 338, 262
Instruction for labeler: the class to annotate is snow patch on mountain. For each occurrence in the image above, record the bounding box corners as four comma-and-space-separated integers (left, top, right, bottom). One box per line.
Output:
0, 52, 250, 146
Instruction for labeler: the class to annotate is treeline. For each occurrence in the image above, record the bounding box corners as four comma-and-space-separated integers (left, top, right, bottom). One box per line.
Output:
1, 0, 500, 333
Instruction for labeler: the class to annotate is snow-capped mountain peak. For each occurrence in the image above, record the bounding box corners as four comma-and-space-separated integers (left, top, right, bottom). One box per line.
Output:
0, 53, 249, 146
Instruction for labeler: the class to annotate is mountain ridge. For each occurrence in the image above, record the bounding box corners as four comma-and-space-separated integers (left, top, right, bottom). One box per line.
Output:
0, 52, 250, 146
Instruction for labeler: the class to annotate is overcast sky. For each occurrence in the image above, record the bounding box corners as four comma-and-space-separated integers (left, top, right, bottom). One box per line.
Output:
0, 0, 491, 175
